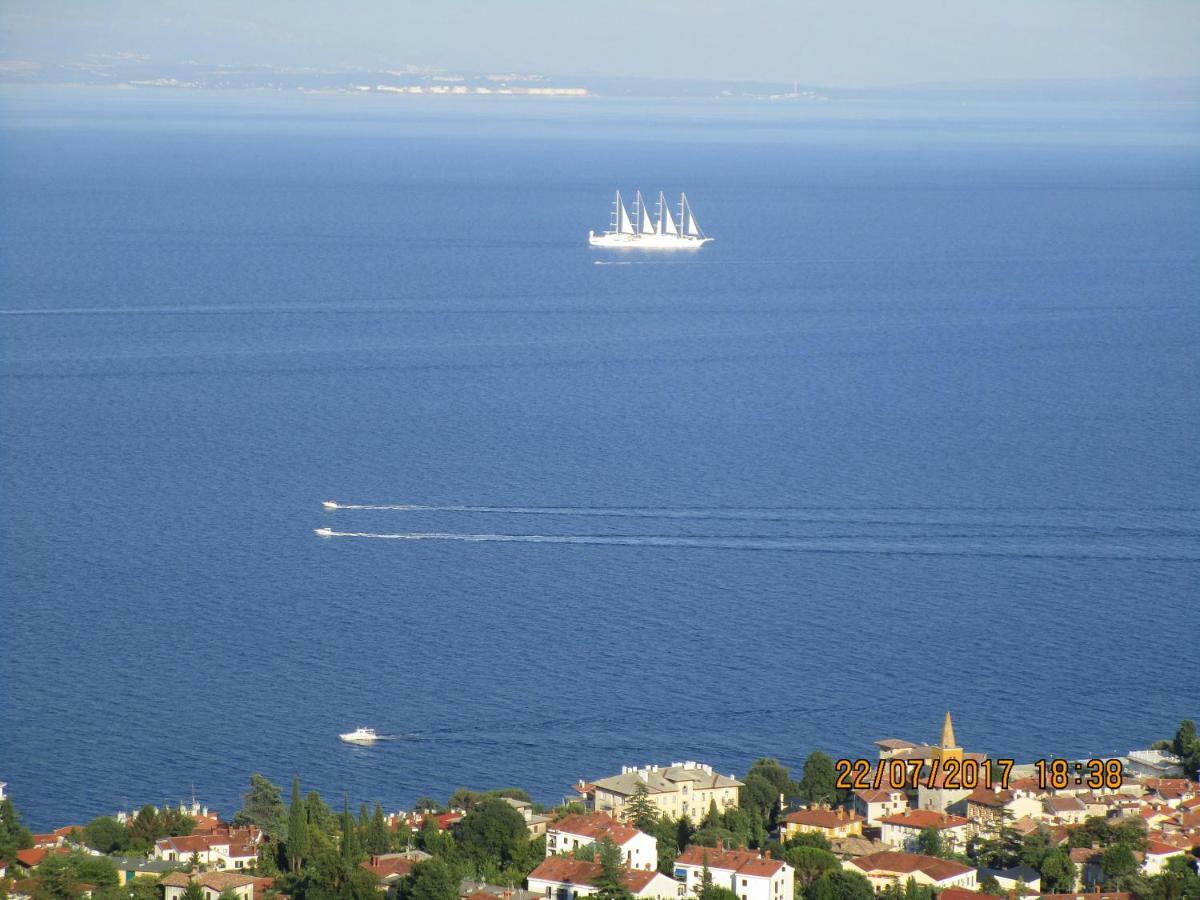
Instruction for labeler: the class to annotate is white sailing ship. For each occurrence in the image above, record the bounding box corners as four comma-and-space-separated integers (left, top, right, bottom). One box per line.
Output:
588, 190, 712, 248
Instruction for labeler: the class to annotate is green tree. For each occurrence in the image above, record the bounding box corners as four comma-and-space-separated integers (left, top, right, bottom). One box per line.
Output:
809, 869, 874, 900
1039, 847, 1077, 893
914, 829, 943, 858
257, 841, 281, 876
32, 856, 81, 900
453, 796, 528, 867
1018, 829, 1052, 869
1171, 720, 1200, 777
797, 753, 839, 806
1101, 844, 1138, 886
82, 817, 130, 854
216, 891, 241, 900
415, 817, 454, 858
594, 837, 633, 900
653, 817, 679, 873
366, 803, 390, 856
625, 783, 658, 831
181, 883, 205, 900
405, 858, 459, 900
70, 854, 118, 889
235, 774, 288, 842
292, 845, 379, 900
784, 846, 839, 890
746, 758, 795, 799
127, 805, 162, 850
340, 797, 362, 864
676, 815, 695, 853
786, 832, 831, 852
902, 877, 933, 900
741, 774, 780, 828
288, 777, 310, 873
412, 797, 441, 813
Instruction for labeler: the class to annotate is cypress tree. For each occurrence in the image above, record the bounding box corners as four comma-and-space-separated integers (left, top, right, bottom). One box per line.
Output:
287, 777, 309, 872
341, 795, 356, 862
366, 802, 390, 855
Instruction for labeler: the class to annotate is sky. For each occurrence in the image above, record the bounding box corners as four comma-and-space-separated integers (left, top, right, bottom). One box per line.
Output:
2, 0, 1199, 88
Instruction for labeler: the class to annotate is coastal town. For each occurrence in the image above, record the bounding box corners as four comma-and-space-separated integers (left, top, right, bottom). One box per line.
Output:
2, 717, 1198, 900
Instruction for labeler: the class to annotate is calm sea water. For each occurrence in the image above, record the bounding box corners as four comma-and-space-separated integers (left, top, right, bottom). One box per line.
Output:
1, 90, 1198, 829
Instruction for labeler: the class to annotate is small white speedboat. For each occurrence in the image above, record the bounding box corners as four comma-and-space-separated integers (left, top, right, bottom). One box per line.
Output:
314, 527, 334, 537
322, 501, 338, 510
340, 727, 379, 744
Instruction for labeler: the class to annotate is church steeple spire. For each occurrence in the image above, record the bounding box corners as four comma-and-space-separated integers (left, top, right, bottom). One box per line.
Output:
940, 710, 957, 749
931, 710, 963, 764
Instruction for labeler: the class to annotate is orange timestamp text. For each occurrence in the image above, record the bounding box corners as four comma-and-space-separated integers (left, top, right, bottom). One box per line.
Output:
834, 757, 1126, 792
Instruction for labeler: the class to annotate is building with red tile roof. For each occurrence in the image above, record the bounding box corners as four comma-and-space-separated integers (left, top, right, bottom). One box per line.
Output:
527, 856, 678, 900
844, 851, 976, 891
780, 807, 863, 840
546, 813, 657, 871
852, 789, 909, 826
674, 844, 792, 900
161, 872, 256, 900
880, 810, 970, 853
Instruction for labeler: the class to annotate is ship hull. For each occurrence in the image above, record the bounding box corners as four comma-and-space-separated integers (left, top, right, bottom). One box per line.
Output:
588, 232, 711, 249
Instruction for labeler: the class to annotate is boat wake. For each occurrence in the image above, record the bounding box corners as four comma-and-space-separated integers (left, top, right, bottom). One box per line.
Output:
312, 528, 1198, 561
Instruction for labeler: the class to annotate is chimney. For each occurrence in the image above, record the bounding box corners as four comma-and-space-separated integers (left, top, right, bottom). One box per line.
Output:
764, 851, 772, 859
716, 840, 723, 851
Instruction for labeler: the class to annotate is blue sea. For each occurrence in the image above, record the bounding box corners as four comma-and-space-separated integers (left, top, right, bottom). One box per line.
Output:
1, 89, 1197, 830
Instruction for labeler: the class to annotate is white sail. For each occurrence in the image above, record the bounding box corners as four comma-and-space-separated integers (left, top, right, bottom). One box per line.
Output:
637, 191, 656, 234
658, 192, 678, 235
617, 195, 635, 234
589, 189, 711, 248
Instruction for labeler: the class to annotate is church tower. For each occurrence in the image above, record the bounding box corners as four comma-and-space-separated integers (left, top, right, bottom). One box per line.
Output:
931, 710, 962, 763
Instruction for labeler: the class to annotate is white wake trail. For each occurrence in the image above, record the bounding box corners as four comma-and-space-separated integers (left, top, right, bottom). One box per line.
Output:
312, 528, 1199, 561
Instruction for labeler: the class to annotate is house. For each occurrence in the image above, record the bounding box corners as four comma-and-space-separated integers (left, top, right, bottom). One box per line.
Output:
526, 856, 678, 900
546, 813, 657, 870
160, 872, 256, 900
9, 879, 94, 900
964, 787, 1043, 835
579, 761, 743, 823
109, 857, 184, 886
459, 879, 538, 900
153, 833, 259, 870
780, 807, 864, 841
978, 865, 1040, 892
360, 851, 432, 889
843, 852, 976, 891
1142, 839, 1187, 876
1123, 750, 1184, 779
1043, 796, 1087, 825
852, 790, 909, 826
155, 835, 222, 867
673, 844, 793, 900
1068, 849, 1104, 890
13, 846, 70, 871
879, 810, 970, 853
502, 798, 551, 837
